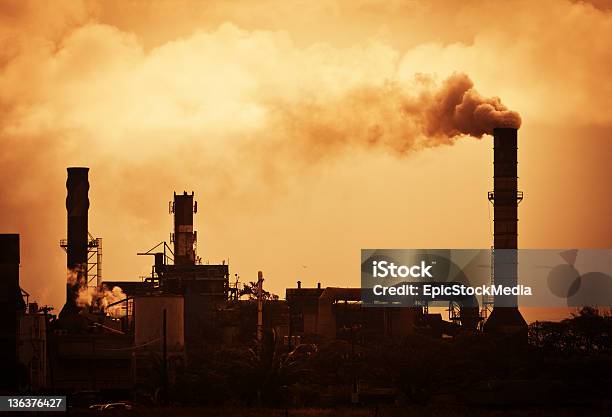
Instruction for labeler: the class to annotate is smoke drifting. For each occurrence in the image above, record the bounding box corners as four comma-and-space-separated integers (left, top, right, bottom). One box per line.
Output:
266, 72, 520, 163
76, 284, 127, 318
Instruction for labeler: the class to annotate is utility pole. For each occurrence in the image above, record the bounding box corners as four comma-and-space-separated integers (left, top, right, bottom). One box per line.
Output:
162, 309, 168, 405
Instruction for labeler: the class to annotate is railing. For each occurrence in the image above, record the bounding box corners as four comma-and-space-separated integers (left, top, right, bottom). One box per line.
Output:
488, 190, 524, 203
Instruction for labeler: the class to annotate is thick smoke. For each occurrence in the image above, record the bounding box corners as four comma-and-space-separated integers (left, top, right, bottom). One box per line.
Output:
422, 73, 521, 138
264, 72, 521, 163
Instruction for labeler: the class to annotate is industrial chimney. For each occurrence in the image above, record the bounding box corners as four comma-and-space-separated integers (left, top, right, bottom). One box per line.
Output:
61, 167, 90, 316
483, 128, 527, 334
171, 191, 197, 266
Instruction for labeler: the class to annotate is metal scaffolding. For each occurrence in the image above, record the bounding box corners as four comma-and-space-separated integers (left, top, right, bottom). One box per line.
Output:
60, 232, 102, 287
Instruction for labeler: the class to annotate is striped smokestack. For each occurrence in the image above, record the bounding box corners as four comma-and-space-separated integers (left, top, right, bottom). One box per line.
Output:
171, 191, 197, 266
484, 128, 527, 334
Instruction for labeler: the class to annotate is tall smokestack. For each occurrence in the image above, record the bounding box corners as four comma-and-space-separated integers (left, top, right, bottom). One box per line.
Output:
171, 191, 197, 266
0, 234, 21, 390
61, 167, 89, 316
484, 128, 527, 334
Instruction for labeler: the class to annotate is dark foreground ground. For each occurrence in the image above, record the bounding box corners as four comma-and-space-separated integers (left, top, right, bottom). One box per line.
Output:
67, 406, 610, 417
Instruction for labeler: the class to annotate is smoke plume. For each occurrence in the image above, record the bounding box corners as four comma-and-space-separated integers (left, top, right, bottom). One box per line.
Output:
422, 73, 521, 138
76, 284, 127, 318
264, 72, 520, 163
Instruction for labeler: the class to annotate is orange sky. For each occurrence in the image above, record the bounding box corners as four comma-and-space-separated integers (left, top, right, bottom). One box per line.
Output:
1, 0, 611, 322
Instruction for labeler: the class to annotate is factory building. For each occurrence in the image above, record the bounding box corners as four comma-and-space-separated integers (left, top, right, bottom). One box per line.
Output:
18, 303, 48, 392
217, 298, 290, 345
104, 191, 230, 346
286, 283, 435, 341
47, 332, 133, 392
163, 191, 228, 344
0, 234, 23, 392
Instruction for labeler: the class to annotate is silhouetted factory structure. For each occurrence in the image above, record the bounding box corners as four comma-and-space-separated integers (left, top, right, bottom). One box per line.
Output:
2, 127, 527, 395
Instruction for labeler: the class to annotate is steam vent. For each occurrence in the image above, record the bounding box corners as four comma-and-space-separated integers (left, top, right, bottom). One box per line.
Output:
483, 128, 528, 334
